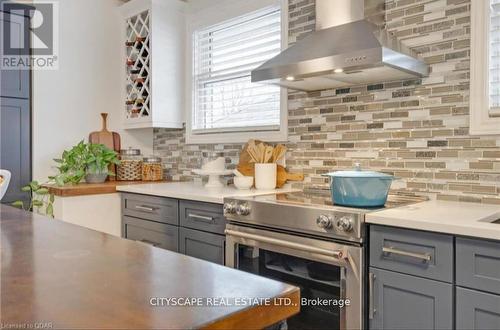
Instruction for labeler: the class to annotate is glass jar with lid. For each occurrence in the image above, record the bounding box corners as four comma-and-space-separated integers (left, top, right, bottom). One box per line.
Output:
117, 148, 142, 181
142, 156, 163, 181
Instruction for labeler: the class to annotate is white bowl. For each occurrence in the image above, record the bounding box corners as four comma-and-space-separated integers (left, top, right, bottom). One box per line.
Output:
234, 176, 254, 190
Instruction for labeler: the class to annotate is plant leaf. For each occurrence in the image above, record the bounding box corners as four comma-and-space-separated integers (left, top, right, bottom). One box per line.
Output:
11, 201, 24, 208
37, 188, 49, 195
21, 185, 31, 192
29, 181, 40, 190
49, 194, 55, 203
33, 200, 44, 207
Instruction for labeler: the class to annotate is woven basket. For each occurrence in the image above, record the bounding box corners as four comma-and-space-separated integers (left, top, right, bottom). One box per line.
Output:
117, 160, 142, 181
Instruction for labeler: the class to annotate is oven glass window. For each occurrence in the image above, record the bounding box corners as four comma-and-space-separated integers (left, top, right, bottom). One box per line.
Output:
237, 245, 342, 330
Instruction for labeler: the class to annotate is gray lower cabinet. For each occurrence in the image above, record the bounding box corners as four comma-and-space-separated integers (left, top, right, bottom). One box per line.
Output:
456, 287, 500, 330
369, 267, 453, 330
179, 227, 225, 265
123, 216, 178, 252
370, 225, 500, 330
121, 194, 225, 265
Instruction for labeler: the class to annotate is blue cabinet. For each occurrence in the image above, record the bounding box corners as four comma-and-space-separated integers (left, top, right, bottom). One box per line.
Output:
0, 97, 31, 203
0, 7, 31, 204
0, 11, 30, 99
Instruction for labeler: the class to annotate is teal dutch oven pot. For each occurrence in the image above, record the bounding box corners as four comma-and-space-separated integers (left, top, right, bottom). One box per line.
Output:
323, 164, 396, 207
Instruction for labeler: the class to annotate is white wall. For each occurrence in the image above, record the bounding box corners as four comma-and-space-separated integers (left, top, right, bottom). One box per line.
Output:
32, 0, 153, 181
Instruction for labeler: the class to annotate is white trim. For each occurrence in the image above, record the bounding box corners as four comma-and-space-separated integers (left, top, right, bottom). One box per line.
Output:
185, 0, 288, 144
470, 0, 500, 135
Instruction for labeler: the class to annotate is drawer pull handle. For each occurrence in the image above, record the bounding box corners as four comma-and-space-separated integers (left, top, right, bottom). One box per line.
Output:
382, 246, 431, 262
188, 213, 214, 222
135, 205, 156, 212
138, 239, 159, 247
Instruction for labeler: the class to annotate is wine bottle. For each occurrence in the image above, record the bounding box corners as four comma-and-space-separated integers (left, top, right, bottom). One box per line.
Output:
125, 98, 145, 105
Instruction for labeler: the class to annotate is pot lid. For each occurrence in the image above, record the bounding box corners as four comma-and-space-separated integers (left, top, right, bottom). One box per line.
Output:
324, 163, 394, 179
120, 147, 141, 155
143, 156, 161, 163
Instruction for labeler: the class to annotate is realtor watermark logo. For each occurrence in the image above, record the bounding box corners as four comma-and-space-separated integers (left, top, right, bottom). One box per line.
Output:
1, 1, 59, 70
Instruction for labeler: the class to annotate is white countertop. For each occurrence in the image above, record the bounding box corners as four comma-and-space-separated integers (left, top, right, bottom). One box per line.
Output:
367, 200, 500, 241
116, 181, 296, 204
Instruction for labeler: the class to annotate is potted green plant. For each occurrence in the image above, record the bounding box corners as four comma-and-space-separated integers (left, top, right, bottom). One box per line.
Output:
51, 141, 120, 185
84, 143, 121, 183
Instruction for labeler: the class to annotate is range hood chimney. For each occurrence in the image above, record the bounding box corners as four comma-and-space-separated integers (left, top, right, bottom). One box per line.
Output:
251, 0, 429, 91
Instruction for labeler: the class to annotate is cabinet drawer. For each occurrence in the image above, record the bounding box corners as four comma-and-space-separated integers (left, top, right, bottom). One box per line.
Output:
122, 193, 178, 225
456, 237, 500, 295
179, 200, 224, 234
123, 216, 178, 252
179, 227, 225, 265
369, 267, 453, 330
456, 287, 500, 330
370, 225, 453, 282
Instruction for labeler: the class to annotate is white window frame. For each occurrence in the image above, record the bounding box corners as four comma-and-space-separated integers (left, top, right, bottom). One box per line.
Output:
470, 0, 500, 135
185, 0, 288, 144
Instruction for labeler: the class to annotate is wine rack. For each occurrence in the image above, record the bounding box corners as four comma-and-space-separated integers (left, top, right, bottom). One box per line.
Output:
120, 0, 185, 129
125, 10, 151, 120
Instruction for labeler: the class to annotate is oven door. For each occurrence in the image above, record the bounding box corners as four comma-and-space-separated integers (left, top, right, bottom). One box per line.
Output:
225, 224, 364, 330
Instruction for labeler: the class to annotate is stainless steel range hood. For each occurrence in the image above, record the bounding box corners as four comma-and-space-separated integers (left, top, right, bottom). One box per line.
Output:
251, 0, 429, 91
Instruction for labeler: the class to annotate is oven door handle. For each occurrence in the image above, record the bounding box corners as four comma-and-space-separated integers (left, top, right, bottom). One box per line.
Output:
224, 229, 345, 261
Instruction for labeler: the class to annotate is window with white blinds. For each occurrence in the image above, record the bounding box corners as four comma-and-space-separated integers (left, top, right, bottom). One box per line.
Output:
191, 5, 282, 133
490, 0, 500, 116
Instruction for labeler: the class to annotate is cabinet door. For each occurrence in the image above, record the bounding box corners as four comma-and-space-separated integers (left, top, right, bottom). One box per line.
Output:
369, 268, 453, 330
457, 287, 500, 330
0, 97, 31, 203
123, 216, 178, 252
179, 227, 225, 265
0, 11, 30, 99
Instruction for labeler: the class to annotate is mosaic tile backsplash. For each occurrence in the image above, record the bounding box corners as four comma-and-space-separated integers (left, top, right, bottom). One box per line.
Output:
154, 0, 500, 204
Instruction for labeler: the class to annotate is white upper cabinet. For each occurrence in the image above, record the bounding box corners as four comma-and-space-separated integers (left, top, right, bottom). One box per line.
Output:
471, 0, 500, 135
120, 0, 185, 129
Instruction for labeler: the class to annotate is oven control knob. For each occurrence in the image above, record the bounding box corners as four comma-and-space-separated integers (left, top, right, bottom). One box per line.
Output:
316, 215, 333, 229
336, 216, 354, 232
236, 203, 251, 216
223, 202, 237, 215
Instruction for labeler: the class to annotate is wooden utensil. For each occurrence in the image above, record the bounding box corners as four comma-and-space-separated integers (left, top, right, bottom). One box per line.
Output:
89, 113, 121, 181
273, 144, 287, 163
264, 146, 274, 163
257, 143, 266, 163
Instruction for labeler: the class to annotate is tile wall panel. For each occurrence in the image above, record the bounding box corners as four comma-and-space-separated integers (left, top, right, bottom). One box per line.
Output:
154, 0, 500, 204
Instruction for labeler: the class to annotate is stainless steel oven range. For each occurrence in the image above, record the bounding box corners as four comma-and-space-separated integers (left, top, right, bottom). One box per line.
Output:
223, 190, 427, 330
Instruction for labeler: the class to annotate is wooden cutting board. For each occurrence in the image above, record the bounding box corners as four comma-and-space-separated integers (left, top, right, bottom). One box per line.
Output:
89, 113, 121, 181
